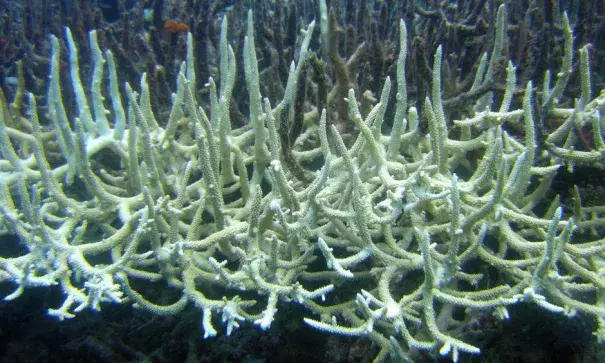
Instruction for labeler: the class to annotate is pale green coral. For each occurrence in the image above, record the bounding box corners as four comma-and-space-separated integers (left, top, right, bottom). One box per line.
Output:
0, 5, 604, 363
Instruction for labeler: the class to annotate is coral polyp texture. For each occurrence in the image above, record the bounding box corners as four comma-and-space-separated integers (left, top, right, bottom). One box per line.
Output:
0, 4, 604, 362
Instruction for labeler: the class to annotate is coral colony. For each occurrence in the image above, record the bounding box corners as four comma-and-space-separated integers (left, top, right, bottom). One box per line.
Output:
0, 2, 604, 362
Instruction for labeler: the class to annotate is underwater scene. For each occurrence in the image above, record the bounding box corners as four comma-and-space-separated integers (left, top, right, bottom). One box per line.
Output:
1, 0, 605, 362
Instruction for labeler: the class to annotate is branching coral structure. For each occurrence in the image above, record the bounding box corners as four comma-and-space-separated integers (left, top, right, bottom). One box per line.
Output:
0, 5, 604, 362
